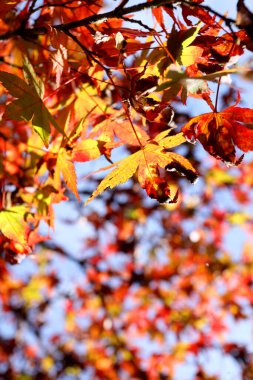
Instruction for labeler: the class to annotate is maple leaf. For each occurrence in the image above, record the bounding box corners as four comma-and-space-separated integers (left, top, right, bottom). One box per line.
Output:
54, 148, 79, 201
89, 113, 149, 147
151, 6, 165, 28
72, 139, 102, 162
49, 29, 68, 88
85, 131, 197, 204
0, 206, 28, 245
0, 59, 65, 147
182, 105, 253, 164
166, 24, 203, 67
182, 2, 215, 27
155, 67, 243, 105
211, 31, 247, 57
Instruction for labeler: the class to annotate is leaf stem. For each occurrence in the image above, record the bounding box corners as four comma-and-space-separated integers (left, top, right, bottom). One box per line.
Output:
214, 78, 221, 113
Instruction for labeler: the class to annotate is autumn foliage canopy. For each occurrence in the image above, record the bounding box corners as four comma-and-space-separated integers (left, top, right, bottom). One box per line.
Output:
1, 0, 253, 379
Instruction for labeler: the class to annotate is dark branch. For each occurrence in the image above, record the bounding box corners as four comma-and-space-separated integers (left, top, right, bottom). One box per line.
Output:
121, 16, 155, 32
54, 0, 174, 31
0, 0, 238, 42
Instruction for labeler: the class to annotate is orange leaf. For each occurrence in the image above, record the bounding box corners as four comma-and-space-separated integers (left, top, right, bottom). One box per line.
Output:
89, 113, 149, 147
72, 139, 102, 162
54, 149, 79, 200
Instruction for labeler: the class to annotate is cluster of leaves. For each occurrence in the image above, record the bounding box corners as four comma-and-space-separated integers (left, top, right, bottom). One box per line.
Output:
1, 1, 253, 378
1, 0, 253, 260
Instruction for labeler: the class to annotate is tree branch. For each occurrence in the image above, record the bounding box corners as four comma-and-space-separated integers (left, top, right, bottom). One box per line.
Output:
0, 0, 237, 41
54, 0, 173, 31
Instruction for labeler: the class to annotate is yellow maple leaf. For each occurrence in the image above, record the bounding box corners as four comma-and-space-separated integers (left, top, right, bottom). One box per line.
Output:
0, 206, 28, 244
85, 131, 197, 204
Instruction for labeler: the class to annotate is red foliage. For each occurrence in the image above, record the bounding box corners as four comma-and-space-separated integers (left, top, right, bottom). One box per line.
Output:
0, 1, 253, 379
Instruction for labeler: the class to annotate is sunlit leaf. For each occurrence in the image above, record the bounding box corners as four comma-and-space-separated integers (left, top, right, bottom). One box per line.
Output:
72, 139, 102, 162
0, 206, 28, 244
0, 62, 65, 146
86, 132, 197, 204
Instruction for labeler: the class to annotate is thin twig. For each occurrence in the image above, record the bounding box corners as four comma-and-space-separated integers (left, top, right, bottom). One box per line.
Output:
121, 16, 155, 32
214, 78, 221, 113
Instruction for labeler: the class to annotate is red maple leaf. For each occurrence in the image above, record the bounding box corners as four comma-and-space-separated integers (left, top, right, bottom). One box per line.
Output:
182, 104, 253, 164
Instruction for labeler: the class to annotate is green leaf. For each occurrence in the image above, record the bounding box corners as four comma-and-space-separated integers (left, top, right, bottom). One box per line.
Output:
23, 56, 45, 98
156, 70, 186, 92
156, 68, 243, 96
0, 67, 66, 146
0, 206, 28, 244
5, 94, 51, 146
